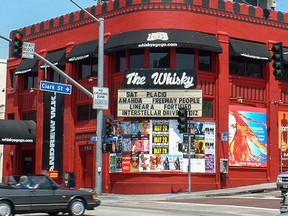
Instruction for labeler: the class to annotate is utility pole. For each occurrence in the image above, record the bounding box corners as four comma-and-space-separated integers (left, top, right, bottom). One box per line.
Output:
69, 0, 105, 194
1, 0, 106, 193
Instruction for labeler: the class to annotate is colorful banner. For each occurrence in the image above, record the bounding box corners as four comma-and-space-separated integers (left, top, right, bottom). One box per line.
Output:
229, 105, 267, 167
279, 111, 288, 167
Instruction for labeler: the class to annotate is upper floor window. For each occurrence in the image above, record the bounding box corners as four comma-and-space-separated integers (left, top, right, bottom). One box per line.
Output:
230, 57, 263, 78
176, 48, 195, 69
22, 112, 37, 122
9, 70, 16, 90
199, 50, 212, 72
47, 66, 66, 83
7, 113, 15, 119
150, 48, 170, 68
24, 72, 38, 90
77, 104, 97, 121
78, 57, 98, 79
116, 50, 126, 72
282, 63, 288, 82
129, 49, 144, 68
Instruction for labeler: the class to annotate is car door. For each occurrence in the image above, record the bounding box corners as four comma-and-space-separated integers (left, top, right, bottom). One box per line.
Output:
9, 187, 32, 212
28, 176, 63, 212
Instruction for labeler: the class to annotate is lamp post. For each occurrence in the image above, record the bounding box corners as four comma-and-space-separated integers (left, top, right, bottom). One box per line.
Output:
69, 0, 105, 194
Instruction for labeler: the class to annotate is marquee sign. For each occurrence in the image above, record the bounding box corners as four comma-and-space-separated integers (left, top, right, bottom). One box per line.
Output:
124, 69, 197, 89
117, 89, 203, 117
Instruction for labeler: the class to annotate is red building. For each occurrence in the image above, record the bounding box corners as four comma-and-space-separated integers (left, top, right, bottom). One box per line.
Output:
3, 0, 288, 194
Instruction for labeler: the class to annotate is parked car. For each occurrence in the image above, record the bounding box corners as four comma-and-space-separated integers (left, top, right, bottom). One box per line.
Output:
277, 171, 288, 194
0, 174, 100, 216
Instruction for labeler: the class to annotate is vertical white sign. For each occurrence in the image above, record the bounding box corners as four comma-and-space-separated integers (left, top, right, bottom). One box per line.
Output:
93, 87, 109, 110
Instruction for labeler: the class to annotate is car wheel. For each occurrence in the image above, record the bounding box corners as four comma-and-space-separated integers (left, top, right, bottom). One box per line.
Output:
68, 198, 85, 216
0, 200, 13, 216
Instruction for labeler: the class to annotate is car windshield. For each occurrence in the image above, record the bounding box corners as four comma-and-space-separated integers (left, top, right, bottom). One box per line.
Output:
1, 174, 59, 189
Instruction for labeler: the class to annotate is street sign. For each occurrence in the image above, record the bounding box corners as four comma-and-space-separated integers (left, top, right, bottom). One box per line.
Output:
93, 87, 109, 110
40, 80, 72, 95
22, 42, 35, 59
90, 136, 116, 142
221, 132, 228, 142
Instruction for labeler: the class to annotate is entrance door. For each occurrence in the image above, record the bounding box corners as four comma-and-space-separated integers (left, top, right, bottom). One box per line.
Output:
83, 152, 93, 188
21, 150, 35, 175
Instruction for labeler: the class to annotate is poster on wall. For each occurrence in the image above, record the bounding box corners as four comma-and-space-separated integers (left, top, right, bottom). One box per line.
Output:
228, 105, 267, 167
278, 111, 288, 167
109, 153, 122, 172
109, 120, 215, 174
151, 120, 169, 154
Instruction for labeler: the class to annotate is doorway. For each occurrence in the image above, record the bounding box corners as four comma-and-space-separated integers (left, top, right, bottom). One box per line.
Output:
83, 151, 93, 188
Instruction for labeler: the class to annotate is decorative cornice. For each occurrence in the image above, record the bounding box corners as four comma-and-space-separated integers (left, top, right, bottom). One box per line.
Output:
21, 1, 288, 42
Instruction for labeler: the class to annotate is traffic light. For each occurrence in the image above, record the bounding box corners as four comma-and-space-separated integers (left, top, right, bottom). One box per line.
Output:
11, 31, 23, 58
105, 118, 113, 137
272, 42, 284, 81
177, 108, 187, 134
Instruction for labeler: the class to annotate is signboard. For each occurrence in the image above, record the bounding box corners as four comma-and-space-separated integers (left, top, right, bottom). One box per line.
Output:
117, 89, 202, 117
22, 42, 35, 59
124, 68, 197, 89
40, 80, 72, 95
93, 87, 109, 110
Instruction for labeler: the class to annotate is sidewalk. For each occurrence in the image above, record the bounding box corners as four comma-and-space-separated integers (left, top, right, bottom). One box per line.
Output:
99, 182, 278, 201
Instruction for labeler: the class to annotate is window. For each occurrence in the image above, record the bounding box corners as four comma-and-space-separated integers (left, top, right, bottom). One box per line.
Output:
176, 48, 194, 69
202, 99, 213, 118
230, 57, 263, 78
24, 72, 38, 90
77, 104, 97, 121
7, 113, 15, 119
78, 57, 98, 79
116, 50, 126, 72
198, 50, 212, 72
22, 112, 36, 122
283, 63, 288, 82
47, 66, 66, 83
150, 48, 170, 68
129, 49, 144, 68
246, 59, 263, 78
9, 70, 16, 90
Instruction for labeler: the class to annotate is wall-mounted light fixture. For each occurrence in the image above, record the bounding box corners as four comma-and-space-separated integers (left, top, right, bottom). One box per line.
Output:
237, 97, 243, 104
3, 87, 14, 92
30, 88, 38, 93
88, 77, 97, 82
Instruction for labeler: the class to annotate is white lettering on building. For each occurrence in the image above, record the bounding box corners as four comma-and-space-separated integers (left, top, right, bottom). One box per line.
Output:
49, 94, 56, 171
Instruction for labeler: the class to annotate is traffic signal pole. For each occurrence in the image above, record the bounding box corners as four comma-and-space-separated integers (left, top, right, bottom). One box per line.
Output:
0, 36, 93, 100
0, 3, 105, 193
177, 107, 192, 193
188, 112, 191, 193
69, 0, 105, 195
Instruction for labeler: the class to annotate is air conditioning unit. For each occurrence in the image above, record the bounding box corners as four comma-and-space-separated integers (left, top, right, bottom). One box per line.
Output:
267, 0, 277, 10
220, 158, 229, 173
233, 0, 276, 10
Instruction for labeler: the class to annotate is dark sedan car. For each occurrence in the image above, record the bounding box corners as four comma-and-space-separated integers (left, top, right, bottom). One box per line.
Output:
0, 174, 100, 216
277, 171, 288, 194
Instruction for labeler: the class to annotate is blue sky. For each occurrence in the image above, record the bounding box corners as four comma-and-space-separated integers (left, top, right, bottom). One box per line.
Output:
0, 0, 287, 60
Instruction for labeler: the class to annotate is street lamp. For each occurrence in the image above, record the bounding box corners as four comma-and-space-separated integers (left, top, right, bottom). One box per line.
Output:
69, 0, 106, 194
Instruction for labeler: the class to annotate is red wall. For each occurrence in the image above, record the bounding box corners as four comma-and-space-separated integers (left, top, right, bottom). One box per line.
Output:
4, 0, 288, 193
